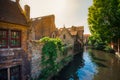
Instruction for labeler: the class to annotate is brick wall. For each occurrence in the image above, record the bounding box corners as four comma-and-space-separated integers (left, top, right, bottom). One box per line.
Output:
0, 22, 30, 80
0, 22, 28, 51
59, 29, 74, 46
32, 15, 56, 40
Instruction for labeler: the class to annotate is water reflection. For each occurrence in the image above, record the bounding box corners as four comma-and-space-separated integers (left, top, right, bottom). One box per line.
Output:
51, 47, 120, 80
75, 51, 97, 80
52, 52, 84, 80
89, 51, 108, 68
90, 50, 120, 80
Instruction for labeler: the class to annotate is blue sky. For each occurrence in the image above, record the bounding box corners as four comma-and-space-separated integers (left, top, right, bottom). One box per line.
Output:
20, 0, 92, 34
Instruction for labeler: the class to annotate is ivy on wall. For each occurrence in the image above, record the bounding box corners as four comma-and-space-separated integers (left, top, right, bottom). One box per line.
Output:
32, 37, 74, 80
39, 37, 63, 80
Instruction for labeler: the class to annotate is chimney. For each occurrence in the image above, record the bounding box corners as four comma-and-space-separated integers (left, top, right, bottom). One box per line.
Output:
24, 5, 30, 22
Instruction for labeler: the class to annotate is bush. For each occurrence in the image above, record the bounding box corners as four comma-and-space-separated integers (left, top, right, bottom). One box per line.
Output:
104, 46, 115, 53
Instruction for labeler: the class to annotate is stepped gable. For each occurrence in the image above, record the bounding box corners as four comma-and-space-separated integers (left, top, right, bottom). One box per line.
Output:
0, 0, 28, 26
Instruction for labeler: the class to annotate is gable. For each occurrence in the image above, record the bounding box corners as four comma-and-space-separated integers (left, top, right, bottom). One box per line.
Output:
59, 28, 74, 45
59, 28, 72, 39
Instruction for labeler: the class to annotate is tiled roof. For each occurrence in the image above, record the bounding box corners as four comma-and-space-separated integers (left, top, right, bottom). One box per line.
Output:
0, 0, 28, 26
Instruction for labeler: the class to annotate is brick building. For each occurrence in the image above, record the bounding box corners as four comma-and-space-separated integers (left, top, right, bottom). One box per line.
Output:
59, 26, 84, 52
67, 26, 84, 45
31, 15, 56, 40
59, 27, 74, 45
51, 28, 60, 38
0, 0, 30, 80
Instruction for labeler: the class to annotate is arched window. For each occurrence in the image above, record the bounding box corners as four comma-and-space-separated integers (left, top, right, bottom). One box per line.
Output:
63, 34, 66, 39
52, 34, 55, 38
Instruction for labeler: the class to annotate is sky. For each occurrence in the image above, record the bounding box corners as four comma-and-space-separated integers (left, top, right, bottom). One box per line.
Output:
19, 0, 93, 34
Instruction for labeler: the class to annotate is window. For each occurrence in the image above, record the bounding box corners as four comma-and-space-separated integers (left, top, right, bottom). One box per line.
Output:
63, 34, 66, 39
0, 68, 8, 80
10, 65, 21, 80
0, 29, 21, 48
10, 30, 21, 48
0, 29, 8, 48
0, 66, 21, 80
52, 34, 55, 38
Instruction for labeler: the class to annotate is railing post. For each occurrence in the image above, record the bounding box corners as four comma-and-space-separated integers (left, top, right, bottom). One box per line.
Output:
8, 67, 10, 80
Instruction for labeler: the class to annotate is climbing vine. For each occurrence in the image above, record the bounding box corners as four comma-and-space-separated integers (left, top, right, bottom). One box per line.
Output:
39, 37, 63, 80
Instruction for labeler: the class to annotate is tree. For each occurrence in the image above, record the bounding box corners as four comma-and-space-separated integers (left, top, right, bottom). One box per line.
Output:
88, 0, 120, 52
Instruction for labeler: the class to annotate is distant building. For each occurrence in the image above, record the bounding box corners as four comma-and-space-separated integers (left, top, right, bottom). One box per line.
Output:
0, 0, 30, 80
59, 26, 84, 52
59, 27, 74, 45
51, 28, 60, 38
31, 15, 56, 40
83, 34, 91, 45
68, 26, 84, 46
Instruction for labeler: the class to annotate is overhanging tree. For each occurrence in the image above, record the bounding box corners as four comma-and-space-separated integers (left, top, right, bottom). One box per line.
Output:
88, 0, 120, 51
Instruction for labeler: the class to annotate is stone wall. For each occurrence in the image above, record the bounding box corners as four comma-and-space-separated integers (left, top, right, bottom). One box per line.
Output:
59, 28, 74, 46
28, 40, 43, 79
28, 39, 75, 79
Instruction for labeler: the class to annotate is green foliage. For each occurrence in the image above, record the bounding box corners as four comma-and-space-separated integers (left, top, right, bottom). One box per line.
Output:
39, 37, 63, 80
88, 35, 107, 50
40, 37, 50, 43
88, 0, 120, 50
104, 45, 115, 53
40, 37, 62, 51
36, 37, 74, 80
61, 46, 68, 55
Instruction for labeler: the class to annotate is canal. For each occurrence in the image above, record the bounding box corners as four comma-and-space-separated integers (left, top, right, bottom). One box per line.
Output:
51, 47, 120, 80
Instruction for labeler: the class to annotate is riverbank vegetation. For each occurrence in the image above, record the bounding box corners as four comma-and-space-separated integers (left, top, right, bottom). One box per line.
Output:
88, 0, 120, 53
37, 37, 73, 80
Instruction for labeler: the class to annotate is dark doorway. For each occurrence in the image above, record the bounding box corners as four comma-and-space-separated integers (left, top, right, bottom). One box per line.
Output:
0, 68, 8, 80
10, 65, 21, 80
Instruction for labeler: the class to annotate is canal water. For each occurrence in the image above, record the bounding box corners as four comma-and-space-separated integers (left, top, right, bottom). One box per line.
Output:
51, 47, 120, 80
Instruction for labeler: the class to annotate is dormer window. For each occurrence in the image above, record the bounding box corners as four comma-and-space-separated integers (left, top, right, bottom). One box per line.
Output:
0, 29, 21, 48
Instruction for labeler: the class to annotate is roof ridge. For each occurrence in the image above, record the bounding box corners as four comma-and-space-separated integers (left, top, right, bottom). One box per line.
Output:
16, 1, 29, 23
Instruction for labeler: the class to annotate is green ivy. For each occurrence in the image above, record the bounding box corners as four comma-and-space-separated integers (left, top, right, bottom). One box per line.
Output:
39, 37, 63, 80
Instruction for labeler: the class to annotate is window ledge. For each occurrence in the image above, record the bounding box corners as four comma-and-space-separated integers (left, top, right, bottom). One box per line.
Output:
0, 48, 22, 51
